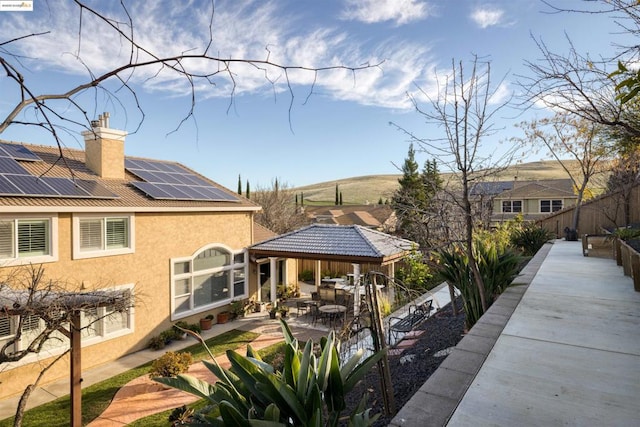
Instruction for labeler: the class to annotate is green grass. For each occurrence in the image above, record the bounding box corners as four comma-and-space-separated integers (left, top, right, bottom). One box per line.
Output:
0, 330, 259, 427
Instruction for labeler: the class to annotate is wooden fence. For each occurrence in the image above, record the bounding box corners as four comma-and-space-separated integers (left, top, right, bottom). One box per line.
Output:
537, 184, 640, 237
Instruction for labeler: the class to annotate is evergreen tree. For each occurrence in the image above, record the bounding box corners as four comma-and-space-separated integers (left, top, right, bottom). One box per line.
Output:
301, 192, 304, 206
339, 192, 343, 205
245, 180, 250, 199
392, 145, 443, 248
237, 174, 242, 195
335, 184, 339, 205
422, 159, 443, 202
378, 197, 383, 204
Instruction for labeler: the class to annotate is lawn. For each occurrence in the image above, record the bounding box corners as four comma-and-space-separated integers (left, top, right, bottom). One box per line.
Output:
0, 329, 259, 427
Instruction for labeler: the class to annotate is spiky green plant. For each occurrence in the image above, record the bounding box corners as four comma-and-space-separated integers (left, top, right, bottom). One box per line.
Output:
435, 239, 521, 329
155, 320, 385, 426
509, 223, 555, 256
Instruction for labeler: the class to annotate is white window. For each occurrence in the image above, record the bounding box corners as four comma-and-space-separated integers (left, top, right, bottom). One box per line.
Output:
501, 200, 522, 213
540, 199, 563, 213
171, 244, 247, 320
73, 214, 134, 259
0, 216, 57, 265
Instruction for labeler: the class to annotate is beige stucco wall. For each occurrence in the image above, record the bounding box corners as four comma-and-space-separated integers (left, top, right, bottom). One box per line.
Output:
0, 210, 256, 399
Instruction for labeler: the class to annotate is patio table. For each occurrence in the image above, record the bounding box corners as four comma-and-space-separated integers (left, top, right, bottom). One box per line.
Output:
319, 304, 347, 327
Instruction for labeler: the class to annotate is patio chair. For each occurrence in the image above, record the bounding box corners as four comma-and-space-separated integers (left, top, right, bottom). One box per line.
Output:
295, 300, 308, 316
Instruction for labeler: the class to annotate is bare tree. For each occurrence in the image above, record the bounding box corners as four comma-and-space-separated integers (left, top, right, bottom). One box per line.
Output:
514, 113, 612, 233
253, 179, 310, 235
518, 0, 640, 140
392, 56, 517, 313
0, 265, 133, 426
0, 1, 378, 157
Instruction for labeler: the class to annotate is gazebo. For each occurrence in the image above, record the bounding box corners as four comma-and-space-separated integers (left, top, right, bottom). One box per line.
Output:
249, 224, 416, 315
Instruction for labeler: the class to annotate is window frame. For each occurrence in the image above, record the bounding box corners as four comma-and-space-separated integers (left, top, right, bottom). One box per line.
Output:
170, 244, 248, 321
0, 215, 58, 265
501, 200, 522, 213
72, 214, 135, 259
540, 199, 563, 213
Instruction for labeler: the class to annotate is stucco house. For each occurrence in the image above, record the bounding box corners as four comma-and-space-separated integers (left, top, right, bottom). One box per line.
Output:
0, 115, 295, 399
471, 179, 578, 227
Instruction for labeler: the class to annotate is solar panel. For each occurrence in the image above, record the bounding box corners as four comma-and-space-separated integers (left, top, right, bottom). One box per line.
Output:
5, 174, 57, 196
0, 174, 21, 194
126, 158, 239, 202
74, 179, 119, 199
0, 143, 41, 161
0, 157, 30, 175
130, 181, 173, 199
43, 177, 91, 197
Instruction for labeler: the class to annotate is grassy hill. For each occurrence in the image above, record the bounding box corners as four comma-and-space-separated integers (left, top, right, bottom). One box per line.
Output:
294, 160, 606, 205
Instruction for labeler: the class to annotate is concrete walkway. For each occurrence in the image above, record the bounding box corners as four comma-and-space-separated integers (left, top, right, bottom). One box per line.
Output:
391, 240, 640, 426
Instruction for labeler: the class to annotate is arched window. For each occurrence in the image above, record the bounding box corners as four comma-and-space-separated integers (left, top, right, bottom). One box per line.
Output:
171, 245, 246, 319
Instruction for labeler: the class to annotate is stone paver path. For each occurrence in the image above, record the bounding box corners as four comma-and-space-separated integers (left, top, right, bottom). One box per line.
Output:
87, 333, 283, 426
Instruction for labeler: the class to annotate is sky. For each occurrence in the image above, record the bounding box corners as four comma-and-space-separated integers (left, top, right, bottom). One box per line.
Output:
0, 0, 634, 191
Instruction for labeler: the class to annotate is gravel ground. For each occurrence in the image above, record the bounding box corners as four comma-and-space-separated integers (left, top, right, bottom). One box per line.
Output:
344, 298, 465, 426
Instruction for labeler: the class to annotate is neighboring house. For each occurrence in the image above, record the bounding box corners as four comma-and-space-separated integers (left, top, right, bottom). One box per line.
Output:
0, 116, 295, 399
304, 204, 395, 232
471, 179, 577, 227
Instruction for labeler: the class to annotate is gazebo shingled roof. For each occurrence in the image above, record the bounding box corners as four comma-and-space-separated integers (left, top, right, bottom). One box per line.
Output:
249, 224, 416, 265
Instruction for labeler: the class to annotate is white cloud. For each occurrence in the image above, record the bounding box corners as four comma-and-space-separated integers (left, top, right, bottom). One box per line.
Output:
470, 6, 505, 29
0, 0, 436, 111
341, 0, 433, 25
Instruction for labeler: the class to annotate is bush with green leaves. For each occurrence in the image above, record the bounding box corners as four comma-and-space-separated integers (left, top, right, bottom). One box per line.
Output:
155, 320, 385, 426
396, 247, 432, 290
509, 223, 555, 256
435, 239, 521, 329
149, 351, 193, 378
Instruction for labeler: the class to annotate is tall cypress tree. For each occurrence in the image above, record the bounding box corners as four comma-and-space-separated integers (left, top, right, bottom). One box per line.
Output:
245, 180, 251, 199
237, 174, 242, 195
335, 184, 339, 205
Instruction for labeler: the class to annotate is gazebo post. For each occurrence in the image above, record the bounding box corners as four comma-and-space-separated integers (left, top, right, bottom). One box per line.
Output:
388, 262, 396, 305
315, 259, 321, 293
269, 257, 278, 304
352, 263, 361, 316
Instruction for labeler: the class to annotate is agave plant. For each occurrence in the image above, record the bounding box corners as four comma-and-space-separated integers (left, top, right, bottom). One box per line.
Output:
155, 319, 385, 426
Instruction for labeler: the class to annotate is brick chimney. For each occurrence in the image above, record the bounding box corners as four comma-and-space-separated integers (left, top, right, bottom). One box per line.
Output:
81, 112, 127, 179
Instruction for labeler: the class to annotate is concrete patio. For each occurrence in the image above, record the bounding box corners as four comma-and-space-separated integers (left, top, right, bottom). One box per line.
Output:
390, 239, 640, 426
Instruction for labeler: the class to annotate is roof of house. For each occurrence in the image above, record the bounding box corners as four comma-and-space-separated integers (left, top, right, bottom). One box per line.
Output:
249, 223, 415, 264
253, 222, 277, 243
304, 204, 393, 228
470, 181, 514, 196
0, 141, 260, 212
495, 180, 576, 200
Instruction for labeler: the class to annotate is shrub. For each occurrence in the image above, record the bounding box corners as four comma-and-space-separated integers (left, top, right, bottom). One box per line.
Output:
148, 335, 166, 351
149, 351, 193, 378
510, 223, 555, 256
298, 269, 314, 281
396, 248, 431, 290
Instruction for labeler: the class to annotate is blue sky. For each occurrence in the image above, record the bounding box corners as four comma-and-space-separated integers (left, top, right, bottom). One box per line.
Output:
0, 0, 632, 191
